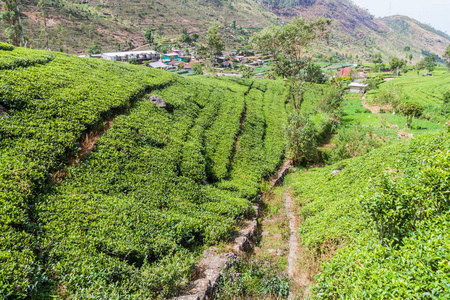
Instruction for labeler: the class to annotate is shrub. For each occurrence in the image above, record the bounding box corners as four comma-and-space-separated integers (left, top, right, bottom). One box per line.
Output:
216, 257, 290, 299
128, 57, 138, 65
364, 151, 450, 244
397, 102, 424, 118
327, 125, 383, 163
441, 91, 450, 117
0, 42, 14, 51
286, 112, 319, 165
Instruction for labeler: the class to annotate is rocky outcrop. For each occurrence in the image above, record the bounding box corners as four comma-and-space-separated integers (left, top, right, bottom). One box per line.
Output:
173, 206, 261, 300
148, 95, 166, 108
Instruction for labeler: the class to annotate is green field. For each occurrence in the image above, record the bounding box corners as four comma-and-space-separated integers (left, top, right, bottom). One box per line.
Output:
0, 45, 289, 298
367, 67, 450, 123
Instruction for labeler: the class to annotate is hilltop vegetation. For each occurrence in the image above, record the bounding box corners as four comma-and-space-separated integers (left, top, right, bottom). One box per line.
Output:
0, 45, 289, 298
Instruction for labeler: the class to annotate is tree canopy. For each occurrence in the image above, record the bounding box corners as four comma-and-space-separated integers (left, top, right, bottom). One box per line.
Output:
251, 17, 330, 108
0, 0, 25, 46
444, 44, 450, 75
206, 26, 225, 59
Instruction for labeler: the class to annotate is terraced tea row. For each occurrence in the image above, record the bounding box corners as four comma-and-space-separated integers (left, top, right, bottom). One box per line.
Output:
0, 46, 289, 298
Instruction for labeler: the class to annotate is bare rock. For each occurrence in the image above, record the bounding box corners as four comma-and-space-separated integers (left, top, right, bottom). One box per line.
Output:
174, 251, 232, 300
148, 95, 166, 108
330, 170, 340, 174
276, 249, 286, 256
233, 236, 252, 252
261, 231, 270, 236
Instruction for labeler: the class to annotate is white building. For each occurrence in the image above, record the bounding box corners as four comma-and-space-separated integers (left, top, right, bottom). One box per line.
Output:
348, 82, 368, 94
100, 50, 160, 62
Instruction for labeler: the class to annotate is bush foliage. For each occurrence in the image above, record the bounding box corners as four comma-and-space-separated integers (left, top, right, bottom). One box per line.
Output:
290, 130, 450, 299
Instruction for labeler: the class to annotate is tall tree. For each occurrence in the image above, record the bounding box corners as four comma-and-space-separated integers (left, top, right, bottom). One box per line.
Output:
206, 26, 225, 60
424, 55, 437, 72
371, 52, 383, 75
0, 0, 25, 46
415, 59, 426, 76
252, 17, 331, 109
37, 0, 49, 48
390, 56, 406, 78
444, 44, 450, 75
144, 27, 154, 45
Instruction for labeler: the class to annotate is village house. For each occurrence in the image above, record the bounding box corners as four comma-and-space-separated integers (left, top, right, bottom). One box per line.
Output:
221, 61, 233, 68
336, 67, 352, 77
147, 61, 168, 70
348, 82, 368, 94
100, 50, 160, 63
163, 53, 182, 62
168, 60, 183, 68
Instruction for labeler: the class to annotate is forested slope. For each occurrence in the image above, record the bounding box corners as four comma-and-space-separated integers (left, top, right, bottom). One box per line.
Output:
0, 45, 289, 298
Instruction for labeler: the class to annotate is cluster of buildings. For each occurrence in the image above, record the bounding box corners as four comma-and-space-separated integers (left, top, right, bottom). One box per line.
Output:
81, 48, 265, 74
335, 66, 369, 93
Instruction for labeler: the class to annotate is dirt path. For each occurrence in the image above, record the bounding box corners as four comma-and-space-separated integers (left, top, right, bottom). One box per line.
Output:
284, 190, 311, 299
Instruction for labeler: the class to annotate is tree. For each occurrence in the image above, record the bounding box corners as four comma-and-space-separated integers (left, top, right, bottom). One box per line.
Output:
286, 111, 319, 165
252, 17, 331, 109
444, 44, 450, 75
206, 26, 225, 60
179, 28, 191, 43
37, 0, 49, 48
240, 65, 254, 79
424, 55, 437, 72
371, 52, 383, 75
192, 63, 203, 75
415, 59, 426, 76
87, 42, 102, 54
409, 53, 413, 65
0, 0, 25, 46
390, 56, 406, 78
191, 33, 199, 43
144, 27, 154, 44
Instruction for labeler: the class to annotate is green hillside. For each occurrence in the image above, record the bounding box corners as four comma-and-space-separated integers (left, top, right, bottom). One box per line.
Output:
288, 129, 450, 298
0, 45, 289, 298
368, 67, 450, 123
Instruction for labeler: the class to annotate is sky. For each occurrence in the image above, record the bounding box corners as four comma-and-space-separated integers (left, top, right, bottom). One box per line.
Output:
351, 0, 450, 35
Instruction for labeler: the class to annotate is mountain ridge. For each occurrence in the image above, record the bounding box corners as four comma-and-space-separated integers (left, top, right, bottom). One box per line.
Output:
7, 0, 449, 59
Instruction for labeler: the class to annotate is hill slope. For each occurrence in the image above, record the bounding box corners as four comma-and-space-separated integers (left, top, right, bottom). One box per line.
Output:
8, 0, 450, 59
288, 129, 450, 298
273, 0, 449, 61
0, 45, 289, 298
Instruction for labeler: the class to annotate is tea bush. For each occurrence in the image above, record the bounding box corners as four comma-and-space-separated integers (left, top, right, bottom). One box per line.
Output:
0, 48, 289, 298
290, 130, 450, 298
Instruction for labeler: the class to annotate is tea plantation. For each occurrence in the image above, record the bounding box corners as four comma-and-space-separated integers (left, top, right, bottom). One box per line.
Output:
290, 130, 450, 299
0, 45, 289, 298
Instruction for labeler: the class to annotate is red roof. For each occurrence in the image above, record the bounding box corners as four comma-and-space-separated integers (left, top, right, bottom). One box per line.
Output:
183, 63, 192, 69
337, 67, 352, 77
